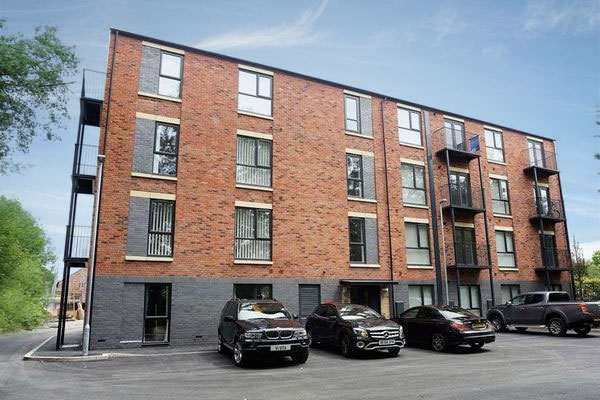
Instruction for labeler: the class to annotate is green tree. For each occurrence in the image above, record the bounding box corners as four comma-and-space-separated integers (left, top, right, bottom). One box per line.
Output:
589, 250, 600, 277
0, 196, 55, 332
571, 238, 588, 300
0, 20, 79, 174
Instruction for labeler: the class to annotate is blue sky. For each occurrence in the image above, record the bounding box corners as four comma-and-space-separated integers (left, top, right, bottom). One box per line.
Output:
0, 0, 599, 279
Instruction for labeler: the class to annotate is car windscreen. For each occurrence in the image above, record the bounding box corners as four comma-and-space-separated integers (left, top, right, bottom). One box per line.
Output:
338, 305, 382, 320
238, 302, 292, 320
439, 308, 479, 320
548, 292, 570, 302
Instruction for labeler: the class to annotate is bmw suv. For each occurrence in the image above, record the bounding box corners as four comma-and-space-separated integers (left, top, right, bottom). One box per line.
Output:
217, 298, 310, 367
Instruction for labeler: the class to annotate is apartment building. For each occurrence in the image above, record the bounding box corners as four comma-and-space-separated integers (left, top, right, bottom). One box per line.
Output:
57, 28, 574, 349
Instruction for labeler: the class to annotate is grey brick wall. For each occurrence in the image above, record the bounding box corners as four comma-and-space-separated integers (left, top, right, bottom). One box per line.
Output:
363, 155, 376, 200
359, 97, 372, 137
132, 118, 155, 174
126, 196, 150, 257
138, 46, 160, 94
121, 283, 144, 342
365, 217, 379, 264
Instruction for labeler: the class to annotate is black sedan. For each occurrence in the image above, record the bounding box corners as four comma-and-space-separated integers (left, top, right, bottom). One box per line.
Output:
394, 305, 495, 352
305, 303, 404, 357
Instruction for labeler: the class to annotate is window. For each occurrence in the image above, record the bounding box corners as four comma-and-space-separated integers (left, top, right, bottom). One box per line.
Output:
402, 308, 420, 319
158, 52, 182, 98
495, 231, 516, 268
528, 140, 545, 167
455, 227, 476, 265
143, 284, 170, 343
444, 119, 465, 150
153, 123, 178, 176
548, 291, 569, 302
346, 154, 363, 197
147, 200, 175, 257
238, 69, 272, 116
405, 223, 430, 265
348, 217, 365, 263
408, 285, 434, 308
449, 171, 472, 207
490, 178, 510, 215
398, 108, 421, 146
485, 129, 504, 162
525, 294, 545, 304
541, 234, 557, 267
236, 136, 272, 187
501, 285, 520, 303
534, 186, 550, 216
234, 284, 272, 300
402, 164, 426, 205
345, 95, 360, 132
549, 284, 562, 292
459, 285, 481, 316
234, 208, 272, 260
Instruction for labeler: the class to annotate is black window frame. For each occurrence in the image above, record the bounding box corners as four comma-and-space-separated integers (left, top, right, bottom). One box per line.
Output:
397, 107, 422, 146
540, 234, 558, 267
233, 284, 273, 300
238, 69, 273, 117
528, 139, 546, 167
459, 284, 482, 316
405, 222, 431, 266
234, 207, 273, 261
147, 199, 175, 257
549, 284, 562, 292
344, 94, 361, 133
152, 122, 179, 177
157, 51, 183, 99
454, 227, 477, 265
402, 163, 426, 206
348, 217, 366, 263
143, 283, 171, 345
444, 119, 466, 151
490, 178, 511, 215
408, 285, 435, 308
495, 230, 516, 268
236, 135, 273, 188
485, 129, 505, 163
449, 171, 472, 208
501, 284, 520, 303
346, 153, 364, 198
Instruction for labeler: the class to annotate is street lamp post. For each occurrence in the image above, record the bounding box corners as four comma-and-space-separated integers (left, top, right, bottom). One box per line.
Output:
439, 199, 449, 305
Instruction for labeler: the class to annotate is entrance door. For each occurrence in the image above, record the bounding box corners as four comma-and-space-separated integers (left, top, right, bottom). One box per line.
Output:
534, 186, 550, 216
449, 172, 472, 208
541, 235, 557, 267
454, 227, 476, 266
298, 284, 320, 323
528, 140, 545, 167
350, 285, 381, 313
445, 120, 465, 151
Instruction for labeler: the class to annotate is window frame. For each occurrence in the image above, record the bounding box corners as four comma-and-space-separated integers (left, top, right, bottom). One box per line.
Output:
397, 107, 422, 146
152, 122, 179, 177
238, 69, 273, 117
233, 284, 273, 300
405, 222, 431, 266
459, 284, 482, 316
147, 199, 175, 257
236, 135, 273, 188
485, 129, 505, 162
449, 171, 472, 208
143, 283, 171, 345
408, 285, 435, 308
234, 207, 273, 261
402, 163, 426, 206
495, 230, 516, 268
501, 284, 520, 303
158, 51, 183, 99
344, 94, 361, 133
490, 178, 511, 215
346, 153, 364, 198
348, 217, 366, 263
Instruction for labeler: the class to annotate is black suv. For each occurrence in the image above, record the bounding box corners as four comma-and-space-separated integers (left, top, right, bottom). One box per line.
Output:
305, 303, 404, 357
217, 298, 310, 367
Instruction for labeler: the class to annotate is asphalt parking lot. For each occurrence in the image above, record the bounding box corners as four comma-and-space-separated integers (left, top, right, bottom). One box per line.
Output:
2, 328, 599, 400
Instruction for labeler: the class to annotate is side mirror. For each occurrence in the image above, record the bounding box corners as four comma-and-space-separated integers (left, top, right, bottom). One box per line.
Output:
328, 315, 338, 321
292, 314, 299, 320
224, 315, 234, 322
506, 301, 512, 307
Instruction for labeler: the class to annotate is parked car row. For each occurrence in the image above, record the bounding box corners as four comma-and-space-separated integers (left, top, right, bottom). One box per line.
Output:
217, 291, 599, 367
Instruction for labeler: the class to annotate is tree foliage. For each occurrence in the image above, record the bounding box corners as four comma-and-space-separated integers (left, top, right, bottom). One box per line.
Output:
0, 196, 55, 332
0, 20, 79, 174
571, 238, 588, 300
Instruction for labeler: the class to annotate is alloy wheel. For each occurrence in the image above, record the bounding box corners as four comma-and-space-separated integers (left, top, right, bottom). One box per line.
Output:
549, 320, 563, 336
491, 318, 502, 332
233, 342, 243, 365
431, 333, 446, 352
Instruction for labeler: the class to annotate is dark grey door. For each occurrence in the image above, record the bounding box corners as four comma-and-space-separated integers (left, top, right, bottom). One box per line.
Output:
298, 284, 321, 324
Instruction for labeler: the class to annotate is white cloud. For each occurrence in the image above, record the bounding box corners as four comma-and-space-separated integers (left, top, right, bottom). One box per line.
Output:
196, 0, 329, 51
482, 44, 508, 59
522, 0, 599, 36
580, 240, 600, 260
432, 4, 464, 41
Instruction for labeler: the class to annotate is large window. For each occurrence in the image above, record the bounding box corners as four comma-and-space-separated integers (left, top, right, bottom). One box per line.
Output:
408, 285, 434, 308
398, 107, 421, 146
459, 285, 481, 316
147, 200, 175, 257
349, 217, 365, 263
444, 119, 465, 150
158, 52, 182, 98
402, 164, 426, 205
449, 171, 471, 208
346, 154, 363, 198
153, 123, 179, 176
549, 284, 562, 292
455, 227, 476, 265
490, 178, 510, 215
405, 223, 430, 265
143, 284, 170, 344
541, 234, 557, 267
495, 230, 516, 268
345, 95, 360, 132
534, 186, 550, 216
501, 285, 520, 303
238, 69, 272, 116
234, 284, 272, 300
235, 208, 272, 260
528, 139, 545, 167
485, 129, 504, 162
236, 136, 272, 187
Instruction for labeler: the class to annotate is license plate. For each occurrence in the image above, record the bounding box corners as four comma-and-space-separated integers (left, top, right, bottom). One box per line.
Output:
270, 344, 291, 351
378, 339, 395, 346
472, 323, 486, 330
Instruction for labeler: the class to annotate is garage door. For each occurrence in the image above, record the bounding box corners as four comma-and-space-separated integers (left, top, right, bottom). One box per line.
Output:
298, 284, 321, 323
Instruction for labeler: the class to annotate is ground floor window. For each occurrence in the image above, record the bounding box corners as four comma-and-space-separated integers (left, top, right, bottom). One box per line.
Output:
549, 284, 562, 292
459, 285, 481, 316
234, 284, 272, 300
500, 284, 520, 303
143, 284, 170, 344
408, 285, 434, 308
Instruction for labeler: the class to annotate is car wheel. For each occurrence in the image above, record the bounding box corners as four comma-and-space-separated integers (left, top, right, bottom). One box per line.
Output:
387, 347, 400, 357
431, 333, 446, 352
217, 333, 226, 354
547, 317, 567, 337
340, 334, 353, 358
469, 342, 484, 350
307, 329, 318, 348
233, 340, 247, 367
490, 316, 506, 332
515, 327, 528, 332
574, 326, 591, 337
291, 349, 309, 364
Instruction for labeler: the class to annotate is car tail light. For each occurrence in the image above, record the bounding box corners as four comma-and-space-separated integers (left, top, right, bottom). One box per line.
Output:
451, 322, 469, 332
577, 304, 589, 313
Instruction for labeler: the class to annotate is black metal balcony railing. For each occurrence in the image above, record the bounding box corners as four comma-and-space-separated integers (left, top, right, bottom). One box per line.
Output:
74, 143, 98, 177
432, 127, 482, 158
439, 183, 485, 212
65, 225, 91, 260
446, 242, 491, 268
81, 69, 106, 101
522, 148, 558, 172
536, 248, 572, 270
531, 199, 565, 221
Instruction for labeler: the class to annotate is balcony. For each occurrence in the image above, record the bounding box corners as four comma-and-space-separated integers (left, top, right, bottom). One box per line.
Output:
534, 248, 572, 272
80, 69, 105, 127
64, 225, 91, 267
445, 242, 491, 270
433, 127, 482, 161
529, 199, 565, 224
522, 148, 559, 178
439, 184, 485, 214
72, 144, 98, 194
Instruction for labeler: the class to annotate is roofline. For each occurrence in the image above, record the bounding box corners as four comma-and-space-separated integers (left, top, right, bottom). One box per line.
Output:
109, 28, 555, 142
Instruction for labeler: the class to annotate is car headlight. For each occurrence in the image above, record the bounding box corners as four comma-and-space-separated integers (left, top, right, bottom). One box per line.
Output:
353, 328, 369, 338
243, 331, 263, 340
293, 329, 308, 339
398, 325, 404, 336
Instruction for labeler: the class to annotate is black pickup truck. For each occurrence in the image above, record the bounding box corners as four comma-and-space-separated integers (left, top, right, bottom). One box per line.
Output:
487, 291, 600, 336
